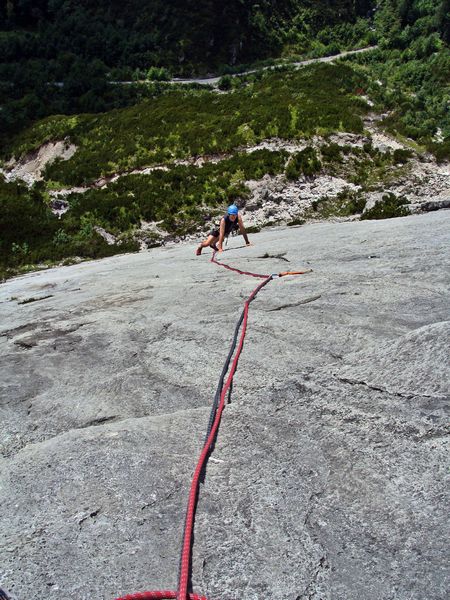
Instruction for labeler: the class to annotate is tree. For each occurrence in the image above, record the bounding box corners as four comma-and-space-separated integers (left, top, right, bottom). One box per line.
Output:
436, 0, 450, 43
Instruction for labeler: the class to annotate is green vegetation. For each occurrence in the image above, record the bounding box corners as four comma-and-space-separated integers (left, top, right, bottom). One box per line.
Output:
361, 192, 410, 219
1, 123, 423, 279
0, 149, 288, 277
0, 1, 376, 138
321, 142, 344, 163
1, 1, 448, 278
309, 188, 367, 218
218, 75, 233, 91
1, 1, 374, 73
146, 67, 171, 82
302, 138, 419, 219
59, 140, 416, 243
0, 176, 138, 280
62, 150, 289, 237
393, 148, 414, 164
286, 148, 322, 179
345, 0, 450, 159
4, 63, 368, 186
318, 140, 415, 188
1, 1, 447, 162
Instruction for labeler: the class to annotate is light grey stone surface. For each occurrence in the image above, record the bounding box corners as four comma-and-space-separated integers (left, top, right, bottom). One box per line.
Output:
1, 212, 449, 600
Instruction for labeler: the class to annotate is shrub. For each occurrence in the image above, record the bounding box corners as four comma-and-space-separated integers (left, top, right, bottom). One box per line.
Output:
393, 148, 414, 163
147, 67, 171, 82
218, 75, 233, 90
362, 193, 409, 220
321, 143, 343, 162
52, 229, 71, 246
325, 42, 341, 56
427, 139, 450, 162
344, 193, 366, 214
0, 178, 58, 263
363, 141, 373, 154
286, 147, 322, 180
0, 174, 140, 276
345, 26, 449, 162
287, 218, 306, 226
6, 62, 367, 186
61, 150, 288, 237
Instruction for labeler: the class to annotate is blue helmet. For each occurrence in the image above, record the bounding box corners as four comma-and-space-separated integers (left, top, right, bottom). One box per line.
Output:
227, 204, 238, 215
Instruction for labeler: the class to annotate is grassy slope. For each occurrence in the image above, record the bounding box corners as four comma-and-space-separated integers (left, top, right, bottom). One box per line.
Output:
1, 61, 370, 278
0, 1, 375, 141
6, 63, 367, 186
0, 54, 447, 280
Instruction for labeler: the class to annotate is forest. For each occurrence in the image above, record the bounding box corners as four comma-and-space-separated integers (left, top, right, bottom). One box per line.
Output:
0, 0, 376, 138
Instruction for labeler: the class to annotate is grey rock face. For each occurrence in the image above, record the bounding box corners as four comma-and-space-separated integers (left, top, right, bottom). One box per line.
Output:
419, 197, 450, 212
338, 321, 450, 397
93, 226, 117, 246
1, 212, 449, 600
243, 175, 360, 227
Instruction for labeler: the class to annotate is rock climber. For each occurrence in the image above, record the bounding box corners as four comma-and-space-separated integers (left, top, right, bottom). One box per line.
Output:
196, 204, 252, 255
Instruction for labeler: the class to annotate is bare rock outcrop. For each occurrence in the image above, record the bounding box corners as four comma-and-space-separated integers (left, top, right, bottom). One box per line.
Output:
1, 211, 449, 599
1, 141, 77, 186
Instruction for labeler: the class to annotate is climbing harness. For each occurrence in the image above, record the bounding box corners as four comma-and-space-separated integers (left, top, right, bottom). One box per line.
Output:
116, 252, 311, 600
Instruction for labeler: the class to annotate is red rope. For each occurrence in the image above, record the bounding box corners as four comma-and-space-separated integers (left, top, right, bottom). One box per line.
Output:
117, 593, 207, 600
177, 274, 271, 600
115, 251, 308, 600
210, 252, 269, 279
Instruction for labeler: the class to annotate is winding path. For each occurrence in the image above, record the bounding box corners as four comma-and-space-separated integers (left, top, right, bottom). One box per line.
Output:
115, 46, 377, 87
